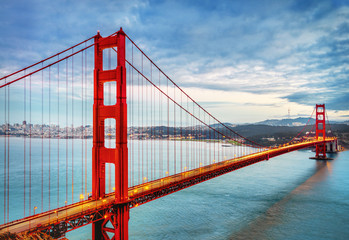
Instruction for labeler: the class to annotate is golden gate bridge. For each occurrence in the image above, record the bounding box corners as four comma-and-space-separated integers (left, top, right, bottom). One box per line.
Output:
0, 28, 338, 239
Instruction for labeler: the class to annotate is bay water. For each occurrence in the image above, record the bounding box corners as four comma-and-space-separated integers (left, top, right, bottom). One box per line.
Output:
1, 137, 348, 239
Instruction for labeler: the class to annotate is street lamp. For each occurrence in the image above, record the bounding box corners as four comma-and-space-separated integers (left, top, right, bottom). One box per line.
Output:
65, 201, 67, 219
34, 206, 38, 215
80, 194, 84, 212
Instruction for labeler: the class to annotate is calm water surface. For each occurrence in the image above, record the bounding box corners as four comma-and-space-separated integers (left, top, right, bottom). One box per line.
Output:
1, 138, 348, 239
70, 149, 349, 239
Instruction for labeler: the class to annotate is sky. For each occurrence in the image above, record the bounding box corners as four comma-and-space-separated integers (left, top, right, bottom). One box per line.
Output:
0, 0, 349, 124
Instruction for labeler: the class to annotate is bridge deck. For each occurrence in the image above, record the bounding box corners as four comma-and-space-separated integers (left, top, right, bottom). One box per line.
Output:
0, 139, 335, 235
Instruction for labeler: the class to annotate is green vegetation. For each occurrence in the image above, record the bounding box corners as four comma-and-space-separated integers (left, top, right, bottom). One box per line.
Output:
226, 140, 242, 146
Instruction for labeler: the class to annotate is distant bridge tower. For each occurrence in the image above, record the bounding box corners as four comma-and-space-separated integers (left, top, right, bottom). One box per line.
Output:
92, 28, 129, 239
315, 104, 326, 159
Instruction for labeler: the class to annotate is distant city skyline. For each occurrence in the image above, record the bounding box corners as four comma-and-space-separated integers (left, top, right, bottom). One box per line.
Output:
1, 0, 348, 123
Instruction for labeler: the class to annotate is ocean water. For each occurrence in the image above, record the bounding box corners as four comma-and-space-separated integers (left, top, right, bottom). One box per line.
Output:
1, 138, 348, 239
68, 148, 349, 239
125, 150, 349, 240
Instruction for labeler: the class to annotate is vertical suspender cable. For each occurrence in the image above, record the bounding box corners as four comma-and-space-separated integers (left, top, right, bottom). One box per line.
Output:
131, 44, 134, 187
192, 102, 194, 169
57, 56, 60, 208
7, 78, 10, 222
167, 77, 169, 175
199, 109, 201, 166
145, 62, 148, 181
84, 44, 88, 197
66, 59, 68, 205
29, 75, 32, 215
82, 51, 85, 196
152, 66, 155, 180
159, 70, 162, 179
41, 63, 44, 212
138, 73, 140, 185
150, 64, 153, 181
145, 63, 148, 182
185, 97, 189, 170
72, 51, 74, 203
4, 78, 7, 223
209, 117, 211, 163
24, 71, 26, 217
180, 93, 182, 172
174, 85, 176, 174
141, 55, 144, 183
49, 66, 51, 210
152, 66, 154, 181
131, 46, 134, 187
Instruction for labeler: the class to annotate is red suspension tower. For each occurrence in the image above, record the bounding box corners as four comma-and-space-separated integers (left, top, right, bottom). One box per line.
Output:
315, 104, 326, 159
92, 28, 129, 239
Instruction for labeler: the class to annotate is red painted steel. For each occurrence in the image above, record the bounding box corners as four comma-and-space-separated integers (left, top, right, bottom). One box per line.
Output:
92, 28, 128, 240
315, 104, 326, 159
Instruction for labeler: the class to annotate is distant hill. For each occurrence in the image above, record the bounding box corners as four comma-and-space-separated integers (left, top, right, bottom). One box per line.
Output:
254, 117, 346, 126
209, 122, 237, 128
209, 118, 347, 127
255, 117, 315, 126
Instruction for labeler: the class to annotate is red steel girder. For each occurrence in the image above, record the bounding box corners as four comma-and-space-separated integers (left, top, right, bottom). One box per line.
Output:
92, 28, 129, 240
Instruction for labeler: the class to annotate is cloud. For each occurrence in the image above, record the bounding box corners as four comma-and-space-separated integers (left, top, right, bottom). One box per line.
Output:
1, 0, 349, 123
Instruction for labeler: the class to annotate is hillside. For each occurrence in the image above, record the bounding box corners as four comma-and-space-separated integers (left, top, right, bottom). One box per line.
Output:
255, 117, 346, 127
232, 124, 349, 148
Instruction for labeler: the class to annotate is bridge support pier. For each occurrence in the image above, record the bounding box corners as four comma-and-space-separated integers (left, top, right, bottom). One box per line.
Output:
92, 205, 129, 240
92, 28, 129, 239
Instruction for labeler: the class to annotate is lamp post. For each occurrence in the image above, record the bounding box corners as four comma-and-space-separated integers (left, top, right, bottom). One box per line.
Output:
80, 194, 84, 212
65, 201, 67, 219
54, 210, 58, 223
34, 206, 38, 215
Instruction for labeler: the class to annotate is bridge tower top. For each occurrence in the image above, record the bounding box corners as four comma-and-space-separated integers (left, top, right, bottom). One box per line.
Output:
315, 104, 326, 141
